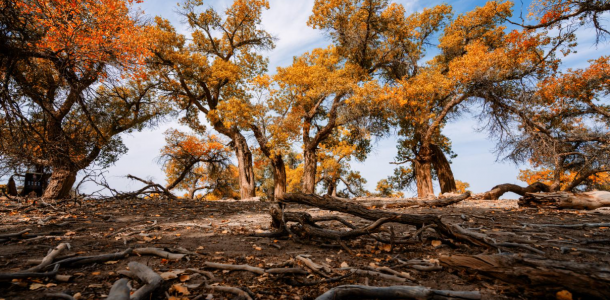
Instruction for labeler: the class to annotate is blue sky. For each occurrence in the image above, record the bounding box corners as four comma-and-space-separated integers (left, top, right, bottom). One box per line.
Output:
95, 0, 606, 198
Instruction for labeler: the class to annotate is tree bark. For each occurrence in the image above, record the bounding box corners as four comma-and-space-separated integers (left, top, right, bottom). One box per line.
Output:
475, 182, 550, 200
430, 144, 456, 194
440, 253, 610, 299
233, 133, 256, 199
43, 167, 77, 199
7, 176, 18, 196
414, 158, 434, 198
519, 191, 610, 210
302, 148, 317, 194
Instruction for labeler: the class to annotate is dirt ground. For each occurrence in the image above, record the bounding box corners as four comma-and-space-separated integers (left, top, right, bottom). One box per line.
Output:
1, 197, 609, 300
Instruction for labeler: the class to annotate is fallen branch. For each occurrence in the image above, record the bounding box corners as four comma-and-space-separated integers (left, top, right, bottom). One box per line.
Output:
133, 247, 185, 260
280, 193, 493, 248
353, 192, 472, 208
128, 261, 163, 300
520, 191, 610, 210
107, 278, 130, 300
203, 262, 265, 275
51, 248, 133, 267
473, 182, 549, 200
316, 285, 481, 300
339, 268, 408, 283
440, 253, 610, 299
205, 284, 252, 300
0, 264, 60, 280
45, 292, 76, 300
0, 228, 32, 239
28, 243, 70, 272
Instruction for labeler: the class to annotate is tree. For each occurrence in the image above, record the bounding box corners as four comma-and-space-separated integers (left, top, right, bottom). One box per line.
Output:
0, 0, 164, 199
148, 0, 274, 199
389, 1, 554, 197
519, 168, 610, 192
487, 56, 610, 195
159, 129, 237, 199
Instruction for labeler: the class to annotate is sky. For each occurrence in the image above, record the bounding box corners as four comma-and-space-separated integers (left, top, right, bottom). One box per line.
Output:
91, 0, 606, 198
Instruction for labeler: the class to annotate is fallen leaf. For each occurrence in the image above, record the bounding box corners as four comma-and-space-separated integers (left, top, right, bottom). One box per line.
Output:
88, 284, 103, 288
556, 290, 573, 300
170, 284, 190, 295
91, 271, 101, 276
340, 262, 349, 268
104, 260, 119, 265
29, 283, 45, 290
431, 240, 442, 247
179, 274, 190, 282
380, 244, 392, 252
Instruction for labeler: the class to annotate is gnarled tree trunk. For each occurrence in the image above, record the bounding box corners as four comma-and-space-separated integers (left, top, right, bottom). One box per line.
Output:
302, 148, 317, 194
414, 159, 434, 198
431, 144, 457, 194
233, 134, 256, 199
43, 167, 77, 199
520, 191, 610, 210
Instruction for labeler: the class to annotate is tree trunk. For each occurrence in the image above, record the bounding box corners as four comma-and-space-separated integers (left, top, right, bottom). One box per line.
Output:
325, 178, 337, 197
270, 156, 287, 229
43, 168, 77, 199
430, 144, 456, 194
414, 158, 434, 198
233, 134, 256, 199
475, 182, 550, 200
302, 148, 317, 194
7, 176, 18, 196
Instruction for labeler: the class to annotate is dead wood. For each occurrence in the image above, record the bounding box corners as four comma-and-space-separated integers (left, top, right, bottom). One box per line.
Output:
205, 285, 252, 300
107, 278, 130, 300
315, 285, 481, 300
203, 262, 265, 275
352, 192, 471, 208
0, 264, 60, 280
520, 191, 610, 209
128, 261, 163, 300
524, 222, 610, 229
133, 247, 185, 260
50, 248, 133, 267
280, 193, 494, 248
439, 253, 610, 299
298, 217, 396, 240
474, 182, 550, 200
339, 268, 408, 283
28, 243, 70, 272
0, 228, 32, 239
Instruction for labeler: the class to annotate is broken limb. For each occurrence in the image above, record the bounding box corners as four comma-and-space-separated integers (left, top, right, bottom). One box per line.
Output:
315, 285, 481, 300
473, 182, 549, 200
28, 243, 70, 272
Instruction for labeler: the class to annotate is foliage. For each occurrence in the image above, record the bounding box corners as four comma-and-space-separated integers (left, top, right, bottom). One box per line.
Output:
160, 129, 238, 199
454, 180, 471, 194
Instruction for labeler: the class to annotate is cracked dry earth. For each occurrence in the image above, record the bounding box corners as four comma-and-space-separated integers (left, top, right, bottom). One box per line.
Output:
1, 197, 610, 300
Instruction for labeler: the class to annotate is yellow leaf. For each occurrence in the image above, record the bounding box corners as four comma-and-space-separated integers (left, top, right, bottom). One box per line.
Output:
170, 284, 190, 295
431, 240, 442, 247
30, 283, 45, 290
104, 260, 119, 265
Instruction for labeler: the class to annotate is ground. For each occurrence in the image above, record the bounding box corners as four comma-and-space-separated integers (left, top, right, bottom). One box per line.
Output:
0, 197, 609, 300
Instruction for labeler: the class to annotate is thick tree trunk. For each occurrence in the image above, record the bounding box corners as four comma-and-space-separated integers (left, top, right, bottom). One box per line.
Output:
430, 144, 456, 194
325, 179, 337, 197
7, 177, 18, 196
519, 191, 610, 210
475, 182, 550, 200
269, 156, 287, 229
302, 148, 317, 194
440, 253, 610, 299
414, 159, 434, 198
233, 134, 256, 199
43, 168, 77, 199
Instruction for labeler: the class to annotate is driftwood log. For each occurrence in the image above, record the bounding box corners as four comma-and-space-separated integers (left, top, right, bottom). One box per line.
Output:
440, 253, 610, 299
520, 191, 610, 209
